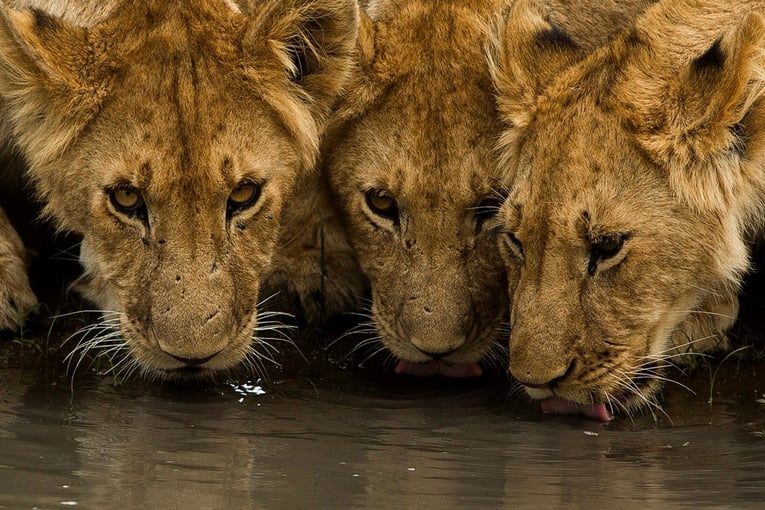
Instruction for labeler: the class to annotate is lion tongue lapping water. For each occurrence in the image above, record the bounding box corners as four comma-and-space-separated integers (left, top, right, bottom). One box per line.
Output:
540, 397, 614, 422
394, 360, 483, 378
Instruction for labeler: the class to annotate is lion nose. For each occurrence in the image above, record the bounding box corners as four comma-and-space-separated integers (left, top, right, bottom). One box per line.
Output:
512, 358, 576, 390
168, 351, 221, 366
415, 346, 460, 360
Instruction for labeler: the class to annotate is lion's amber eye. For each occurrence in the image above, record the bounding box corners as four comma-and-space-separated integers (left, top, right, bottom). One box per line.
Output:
109, 185, 144, 215
365, 188, 399, 223
227, 181, 261, 215
230, 182, 258, 205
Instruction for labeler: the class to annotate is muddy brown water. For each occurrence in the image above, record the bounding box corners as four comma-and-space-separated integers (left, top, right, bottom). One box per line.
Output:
1, 346, 764, 509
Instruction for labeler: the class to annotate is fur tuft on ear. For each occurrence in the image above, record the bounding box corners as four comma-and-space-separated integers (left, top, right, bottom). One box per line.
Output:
238, 0, 358, 171
486, 0, 582, 175
0, 7, 110, 165
245, 0, 358, 119
611, 3, 765, 212
487, 0, 580, 130
329, 9, 379, 125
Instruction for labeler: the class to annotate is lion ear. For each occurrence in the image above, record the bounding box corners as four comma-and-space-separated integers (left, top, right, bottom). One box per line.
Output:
487, 0, 582, 135
0, 8, 106, 161
614, 7, 765, 176
330, 9, 381, 124
244, 0, 359, 118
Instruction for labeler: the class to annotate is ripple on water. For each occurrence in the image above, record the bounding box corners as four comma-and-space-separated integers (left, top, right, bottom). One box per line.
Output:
0, 362, 763, 509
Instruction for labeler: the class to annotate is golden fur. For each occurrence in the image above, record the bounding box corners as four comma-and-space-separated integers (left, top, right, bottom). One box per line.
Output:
320, 0, 511, 373
0, 0, 358, 378
261, 168, 367, 325
488, 0, 765, 413
318, 0, 654, 374
0, 207, 35, 330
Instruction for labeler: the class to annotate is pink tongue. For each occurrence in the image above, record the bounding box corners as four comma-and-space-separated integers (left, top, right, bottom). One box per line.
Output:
540, 397, 614, 422
395, 360, 482, 378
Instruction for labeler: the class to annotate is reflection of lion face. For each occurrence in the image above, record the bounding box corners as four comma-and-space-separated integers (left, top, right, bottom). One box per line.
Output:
489, 0, 765, 414
0, 0, 358, 378
324, 0, 510, 375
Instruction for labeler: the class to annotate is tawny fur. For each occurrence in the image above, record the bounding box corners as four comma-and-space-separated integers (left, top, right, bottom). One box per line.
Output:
312, 0, 655, 371
0, 207, 36, 330
0, 0, 359, 378
488, 0, 765, 412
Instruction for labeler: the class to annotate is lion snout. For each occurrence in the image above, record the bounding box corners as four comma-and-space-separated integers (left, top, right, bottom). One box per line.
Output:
147, 277, 246, 365
509, 336, 575, 390
401, 294, 470, 357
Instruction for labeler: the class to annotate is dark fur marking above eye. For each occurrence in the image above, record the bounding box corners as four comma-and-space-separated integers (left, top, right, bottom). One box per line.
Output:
221, 156, 234, 173
145, 8, 157, 26
622, 28, 642, 49
535, 24, 578, 50
694, 39, 724, 70
32, 9, 58, 31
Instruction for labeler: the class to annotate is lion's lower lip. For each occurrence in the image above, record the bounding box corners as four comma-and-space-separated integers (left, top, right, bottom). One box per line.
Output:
540, 396, 614, 422
394, 359, 482, 378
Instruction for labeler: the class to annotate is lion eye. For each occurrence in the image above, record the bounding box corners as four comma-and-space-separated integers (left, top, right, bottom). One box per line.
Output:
109, 185, 145, 216
227, 181, 261, 215
365, 188, 399, 223
588, 234, 626, 275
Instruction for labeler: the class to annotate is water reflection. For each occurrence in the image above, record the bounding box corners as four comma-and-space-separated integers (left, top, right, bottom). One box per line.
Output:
0, 368, 764, 509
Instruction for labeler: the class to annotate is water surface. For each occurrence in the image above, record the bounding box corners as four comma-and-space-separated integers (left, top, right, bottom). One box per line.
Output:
1, 356, 764, 509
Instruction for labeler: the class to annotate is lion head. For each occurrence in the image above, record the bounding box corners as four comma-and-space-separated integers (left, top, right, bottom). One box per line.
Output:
320, 0, 656, 378
488, 0, 765, 417
0, 0, 358, 379
321, 0, 512, 377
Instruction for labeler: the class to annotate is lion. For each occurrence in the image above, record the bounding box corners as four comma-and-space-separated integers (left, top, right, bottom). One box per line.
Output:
487, 0, 765, 418
318, 0, 655, 377
0, 207, 36, 331
0, 0, 359, 379
260, 168, 367, 327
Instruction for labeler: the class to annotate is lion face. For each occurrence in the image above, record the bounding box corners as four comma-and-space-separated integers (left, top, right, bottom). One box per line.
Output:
324, 0, 509, 376
489, 0, 765, 415
70, 77, 299, 375
498, 102, 740, 412
0, 0, 358, 378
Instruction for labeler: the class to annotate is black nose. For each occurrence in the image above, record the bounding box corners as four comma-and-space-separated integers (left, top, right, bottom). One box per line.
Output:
169, 352, 220, 366
415, 346, 460, 360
